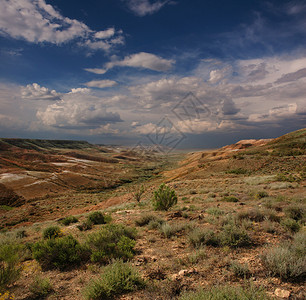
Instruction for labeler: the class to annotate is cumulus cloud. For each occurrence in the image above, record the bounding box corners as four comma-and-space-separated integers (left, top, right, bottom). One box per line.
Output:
209, 66, 232, 84
123, 0, 171, 16
37, 95, 123, 129
0, 0, 124, 51
85, 80, 118, 88
21, 83, 61, 101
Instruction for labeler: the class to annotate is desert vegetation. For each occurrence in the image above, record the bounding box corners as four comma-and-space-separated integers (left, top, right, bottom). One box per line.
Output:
0, 129, 305, 299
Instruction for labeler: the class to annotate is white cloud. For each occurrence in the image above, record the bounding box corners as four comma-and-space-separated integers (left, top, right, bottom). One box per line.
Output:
106, 52, 174, 71
37, 94, 122, 129
85, 52, 175, 74
94, 28, 116, 39
123, 0, 171, 16
85, 80, 118, 88
84, 68, 107, 75
69, 88, 91, 94
0, 0, 124, 52
209, 66, 232, 84
21, 83, 60, 101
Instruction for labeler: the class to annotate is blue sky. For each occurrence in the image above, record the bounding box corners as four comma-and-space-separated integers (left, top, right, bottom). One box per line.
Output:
0, 0, 305, 149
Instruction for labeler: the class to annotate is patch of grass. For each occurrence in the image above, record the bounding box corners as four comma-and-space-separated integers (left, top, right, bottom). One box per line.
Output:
187, 249, 207, 264
83, 260, 145, 300
179, 283, 270, 300
261, 232, 306, 280
0, 206, 13, 211
86, 224, 137, 264
32, 235, 88, 270
152, 183, 178, 211
42, 226, 62, 239
29, 276, 53, 299
60, 216, 78, 226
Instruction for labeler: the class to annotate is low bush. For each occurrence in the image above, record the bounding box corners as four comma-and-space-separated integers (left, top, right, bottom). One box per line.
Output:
83, 260, 145, 300
42, 226, 61, 239
255, 191, 269, 199
86, 224, 137, 264
206, 207, 224, 216
152, 184, 177, 211
219, 224, 251, 248
77, 220, 93, 231
281, 218, 301, 233
179, 283, 270, 300
237, 209, 265, 222
60, 216, 78, 226
135, 214, 158, 227
160, 223, 186, 238
226, 168, 248, 175
29, 276, 53, 299
32, 235, 88, 270
284, 205, 305, 221
230, 261, 251, 278
87, 211, 107, 225
0, 236, 24, 292
222, 196, 239, 202
188, 228, 220, 248
261, 232, 306, 280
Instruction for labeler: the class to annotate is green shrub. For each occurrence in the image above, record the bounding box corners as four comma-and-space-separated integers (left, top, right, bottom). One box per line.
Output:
188, 228, 220, 248
179, 283, 270, 300
206, 207, 224, 216
32, 235, 88, 270
230, 261, 251, 278
281, 218, 301, 233
160, 223, 186, 238
237, 209, 265, 222
86, 224, 137, 264
77, 220, 93, 231
284, 205, 305, 221
255, 191, 269, 199
226, 168, 248, 175
60, 216, 78, 226
0, 237, 24, 292
131, 185, 145, 203
83, 260, 144, 300
222, 196, 239, 202
219, 224, 251, 248
87, 211, 106, 225
135, 214, 158, 227
147, 218, 165, 230
152, 184, 177, 211
29, 276, 53, 298
261, 232, 306, 280
42, 226, 61, 239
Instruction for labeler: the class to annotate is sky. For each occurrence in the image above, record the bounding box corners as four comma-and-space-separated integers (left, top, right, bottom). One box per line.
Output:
0, 0, 305, 150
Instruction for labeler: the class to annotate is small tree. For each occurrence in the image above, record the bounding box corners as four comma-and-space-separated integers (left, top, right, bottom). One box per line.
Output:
152, 183, 177, 211
132, 184, 145, 203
